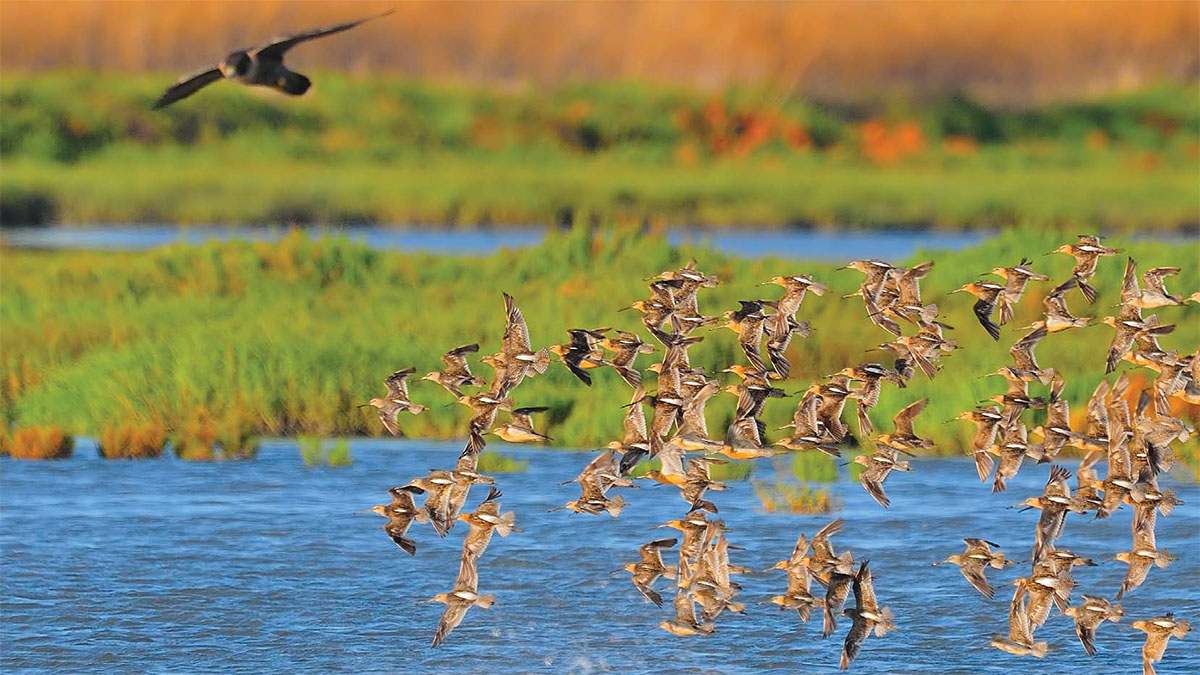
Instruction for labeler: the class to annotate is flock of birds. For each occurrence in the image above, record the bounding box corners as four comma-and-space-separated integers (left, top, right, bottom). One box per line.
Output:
135, 10, 1197, 670
356, 234, 1196, 671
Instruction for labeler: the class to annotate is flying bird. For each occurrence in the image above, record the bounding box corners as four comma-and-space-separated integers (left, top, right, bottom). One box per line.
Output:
360, 368, 428, 436
152, 10, 394, 109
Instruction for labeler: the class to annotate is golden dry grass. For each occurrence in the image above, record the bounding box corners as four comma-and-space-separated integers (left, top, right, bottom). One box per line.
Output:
1, 1, 1195, 104
3, 426, 74, 460
752, 480, 841, 515
97, 420, 168, 459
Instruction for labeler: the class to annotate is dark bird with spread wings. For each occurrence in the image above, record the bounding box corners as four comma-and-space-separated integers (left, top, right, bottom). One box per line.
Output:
152, 10, 394, 110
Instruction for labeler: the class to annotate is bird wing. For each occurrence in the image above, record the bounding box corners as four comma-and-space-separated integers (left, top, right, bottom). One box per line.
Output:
1075, 614, 1098, 657
853, 561, 880, 613
1010, 324, 1046, 371
1043, 276, 1077, 314
1141, 267, 1179, 295
789, 534, 812, 566
431, 600, 471, 648
839, 611, 870, 669
859, 470, 891, 508
658, 440, 686, 478
501, 292, 532, 352
959, 558, 995, 599
442, 343, 480, 377
1119, 257, 1140, 304
1141, 629, 1170, 663
973, 299, 1002, 340
511, 406, 547, 428
813, 517, 843, 544
1044, 464, 1073, 498
454, 554, 479, 592
623, 389, 649, 444
377, 405, 402, 436
890, 397, 927, 438
1008, 583, 1033, 643
152, 66, 223, 110
385, 368, 416, 399
253, 9, 394, 61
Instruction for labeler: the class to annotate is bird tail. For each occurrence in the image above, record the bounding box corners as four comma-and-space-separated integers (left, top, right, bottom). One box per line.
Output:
474, 594, 496, 609
1159, 489, 1181, 516
874, 606, 897, 636
1030, 641, 1049, 658
279, 70, 312, 96
822, 604, 838, 638
495, 511, 518, 537
606, 495, 627, 518
530, 348, 551, 375
992, 473, 1007, 493
1155, 550, 1176, 569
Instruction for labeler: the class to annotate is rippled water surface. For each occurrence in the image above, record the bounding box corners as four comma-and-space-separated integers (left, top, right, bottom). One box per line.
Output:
3, 441, 1198, 673
0, 225, 991, 261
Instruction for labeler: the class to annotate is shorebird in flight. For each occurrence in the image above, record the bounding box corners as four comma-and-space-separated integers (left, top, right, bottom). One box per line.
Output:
360, 368, 427, 436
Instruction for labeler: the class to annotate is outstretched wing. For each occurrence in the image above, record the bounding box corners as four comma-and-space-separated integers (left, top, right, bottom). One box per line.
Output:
973, 299, 1001, 341
253, 9, 395, 61
431, 600, 470, 648
152, 66, 223, 109
891, 398, 927, 438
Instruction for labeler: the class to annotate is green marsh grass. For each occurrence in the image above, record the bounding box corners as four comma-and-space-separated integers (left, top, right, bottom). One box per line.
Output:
97, 420, 167, 459
2, 226, 1197, 470
476, 451, 530, 474
1, 75, 1197, 229
300, 436, 353, 467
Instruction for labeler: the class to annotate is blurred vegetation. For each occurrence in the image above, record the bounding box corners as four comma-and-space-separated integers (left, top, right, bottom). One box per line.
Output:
1, 426, 74, 460
2, 225, 1195, 470
299, 436, 352, 468
97, 419, 167, 459
753, 480, 842, 515
475, 450, 530, 474
2, 75, 1197, 229
3, 1, 1194, 105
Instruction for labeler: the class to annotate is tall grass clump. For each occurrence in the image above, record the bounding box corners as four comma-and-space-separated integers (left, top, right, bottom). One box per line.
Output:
97, 420, 167, 459
752, 481, 841, 514
299, 436, 353, 468
2, 426, 74, 460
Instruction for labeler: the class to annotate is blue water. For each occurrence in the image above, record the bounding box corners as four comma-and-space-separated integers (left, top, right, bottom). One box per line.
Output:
3, 441, 1197, 673
0, 225, 991, 261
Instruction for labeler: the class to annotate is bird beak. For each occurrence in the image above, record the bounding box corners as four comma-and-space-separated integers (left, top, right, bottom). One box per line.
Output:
356, 404, 370, 409
617, 305, 633, 312
354, 509, 375, 514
